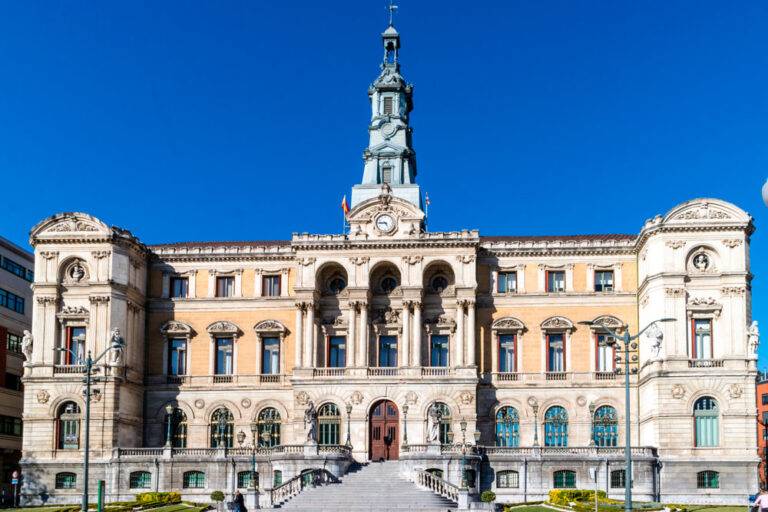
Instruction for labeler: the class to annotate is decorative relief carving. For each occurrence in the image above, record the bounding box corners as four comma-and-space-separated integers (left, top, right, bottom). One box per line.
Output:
402, 255, 422, 265
459, 391, 474, 406
88, 296, 110, 304
404, 391, 418, 406
373, 308, 400, 325
63, 259, 89, 283
728, 383, 743, 399
674, 202, 730, 220
671, 384, 686, 399
350, 391, 364, 405
350, 256, 369, 266
48, 218, 99, 232
91, 250, 110, 259
540, 316, 574, 330
576, 396, 587, 407
241, 398, 252, 409
295, 391, 310, 406
254, 319, 288, 333
425, 315, 456, 333
36, 390, 50, 404
665, 240, 685, 250
664, 288, 686, 298
592, 315, 625, 329
456, 255, 475, 264
688, 297, 718, 307
639, 294, 649, 307
57, 306, 89, 320
161, 321, 194, 336
206, 320, 241, 335
194, 399, 205, 409
299, 258, 316, 267
491, 317, 525, 331
721, 286, 746, 296
40, 251, 58, 260
722, 239, 742, 248
36, 296, 57, 305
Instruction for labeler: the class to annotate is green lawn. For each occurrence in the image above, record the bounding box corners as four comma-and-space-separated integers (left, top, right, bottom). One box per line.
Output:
506, 506, 558, 512
683, 508, 744, 512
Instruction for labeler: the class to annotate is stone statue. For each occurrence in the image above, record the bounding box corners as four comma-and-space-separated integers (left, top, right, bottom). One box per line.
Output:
304, 401, 318, 443
109, 328, 125, 365
646, 322, 664, 360
70, 263, 85, 282
21, 330, 33, 362
748, 321, 760, 356
693, 253, 709, 271
427, 404, 442, 443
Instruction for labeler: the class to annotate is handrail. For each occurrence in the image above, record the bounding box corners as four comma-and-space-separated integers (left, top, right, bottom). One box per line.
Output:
269, 468, 340, 507
414, 470, 459, 503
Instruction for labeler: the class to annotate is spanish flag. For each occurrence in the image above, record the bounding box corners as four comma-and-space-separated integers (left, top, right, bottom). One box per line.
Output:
341, 195, 350, 216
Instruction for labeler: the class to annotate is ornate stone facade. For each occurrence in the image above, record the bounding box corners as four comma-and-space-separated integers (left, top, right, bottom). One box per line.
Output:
19, 23, 758, 508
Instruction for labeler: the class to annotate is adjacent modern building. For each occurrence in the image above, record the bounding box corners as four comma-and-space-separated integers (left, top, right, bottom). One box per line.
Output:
19, 21, 759, 506
0, 237, 32, 496
757, 373, 768, 489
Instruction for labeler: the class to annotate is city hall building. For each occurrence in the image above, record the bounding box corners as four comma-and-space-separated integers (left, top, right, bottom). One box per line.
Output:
20, 22, 758, 506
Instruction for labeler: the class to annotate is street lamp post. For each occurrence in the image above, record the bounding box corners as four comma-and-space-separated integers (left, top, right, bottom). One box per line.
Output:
250, 421, 258, 489
401, 404, 408, 448
578, 317, 676, 512
56, 332, 125, 512
531, 403, 540, 447
345, 403, 353, 447
164, 404, 174, 448
589, 402, 596, 447
459, 419, 468, 489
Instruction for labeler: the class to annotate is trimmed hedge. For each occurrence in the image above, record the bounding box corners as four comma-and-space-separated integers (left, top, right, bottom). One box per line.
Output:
481, 491, 497, 503
136, 493, 182, 505
549, 490, 607, 506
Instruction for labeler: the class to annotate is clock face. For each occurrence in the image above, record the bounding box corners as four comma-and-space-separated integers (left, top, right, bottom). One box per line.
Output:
375, 214, 395, 233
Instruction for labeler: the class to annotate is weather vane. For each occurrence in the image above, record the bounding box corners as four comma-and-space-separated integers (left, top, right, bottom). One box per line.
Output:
387, 1, 398, 26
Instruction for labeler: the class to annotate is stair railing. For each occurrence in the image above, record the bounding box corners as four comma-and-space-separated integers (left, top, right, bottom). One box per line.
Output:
269, 468, 340, 507
414, 469, 460, 503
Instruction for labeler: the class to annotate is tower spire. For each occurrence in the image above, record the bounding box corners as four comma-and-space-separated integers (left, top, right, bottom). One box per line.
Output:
350, 14, 421, 211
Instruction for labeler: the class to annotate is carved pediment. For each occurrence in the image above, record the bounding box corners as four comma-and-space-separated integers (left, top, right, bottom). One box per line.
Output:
254, 319, 288, 333
662, 199, 750, 225
31, 212, 111, 237
541, 316, 574, 330
160, 320, 194, 337
56, 305, 89, 321
425, 315, 456, 333
206, 320, 241, 336
372, 308, 400, 325
591, 315, 626, 330
491, 317, 525, 332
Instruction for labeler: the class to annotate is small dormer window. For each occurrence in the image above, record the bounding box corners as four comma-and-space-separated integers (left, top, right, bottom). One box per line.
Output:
383, 97, 393, 115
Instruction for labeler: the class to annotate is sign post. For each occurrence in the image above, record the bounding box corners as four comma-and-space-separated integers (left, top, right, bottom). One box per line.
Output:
97, 480, 105, 512
11, 470, 19, 508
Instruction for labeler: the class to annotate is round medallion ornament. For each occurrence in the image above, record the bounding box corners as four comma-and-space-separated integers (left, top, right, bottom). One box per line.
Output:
194, 399, 205, 409
526, 396, 538, 407
241, 398, 252, 409
380, 122, 397, 139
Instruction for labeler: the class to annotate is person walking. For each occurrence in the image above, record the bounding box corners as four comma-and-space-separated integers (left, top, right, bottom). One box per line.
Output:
234, 490, 247, 512
755, 489, 768, 512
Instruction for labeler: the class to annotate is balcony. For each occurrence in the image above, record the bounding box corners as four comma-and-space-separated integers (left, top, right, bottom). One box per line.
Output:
593, 371, 619, 380
53, 365, 86, 375
545, 372, 567, 381
157, 374, 289, 388
688, 359, 724, 368
112, 444, 352, 460
491, 371, 635, 387
482, 445, 657, 460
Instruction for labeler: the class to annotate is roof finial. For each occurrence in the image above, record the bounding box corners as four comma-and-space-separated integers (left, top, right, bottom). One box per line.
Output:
387, 0, 398, 26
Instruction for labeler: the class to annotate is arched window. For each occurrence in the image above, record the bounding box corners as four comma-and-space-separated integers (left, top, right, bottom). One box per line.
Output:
163, 408, 187, 448
237, 470, 258, 489
553, 470, 576, 489
183, 471, 205, 489
257, 408, 281, 447
318, 403, 341, 445
129, 471, 151, 489
495, 407, 520, 447
432, 402, 452, 444
544, 406, 568, 447
210, 408, 234, 448
496, 470, 519, 488
57, 401, 81, 450
55, 472, 77, 489
697, 470, 719, 489
593, 406, 618, 447
694, 397, 719, 447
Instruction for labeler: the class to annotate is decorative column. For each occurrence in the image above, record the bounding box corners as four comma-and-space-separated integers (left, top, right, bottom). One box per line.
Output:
401, 302, 411, 367
294, 303, 304, 369
358, 302, 368, 367
255, 334, 262, 375
467, 300, 476, 367
280, 268, 289, 297
347, 303, 357, 367
455, 300, 465, 367
255, 270, 263, 297
304, 302, 315, 368
412, 302, 422, 367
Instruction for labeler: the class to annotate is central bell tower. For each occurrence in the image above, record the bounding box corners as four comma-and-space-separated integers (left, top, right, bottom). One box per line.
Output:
351, 22, 421, 210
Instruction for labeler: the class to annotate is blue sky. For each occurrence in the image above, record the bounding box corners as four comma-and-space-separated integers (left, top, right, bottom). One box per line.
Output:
1, 2, 767, 359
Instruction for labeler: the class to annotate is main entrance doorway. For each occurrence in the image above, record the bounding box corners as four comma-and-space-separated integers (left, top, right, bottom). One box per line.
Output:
369, 400, 399, 461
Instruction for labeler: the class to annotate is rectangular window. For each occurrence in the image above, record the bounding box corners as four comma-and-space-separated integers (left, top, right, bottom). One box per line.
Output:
430, 335, 449, 367
0, 257, 33, 282
498, 334, 516, 372
216, 276, 235, 297
273, 470, 282, 487
328, 336, 346, 368
4, 374, 21, 392
215, 338, 233, 375
547, 271, 565, 293
55, 473, 77, 489
497, 272, 517, 293
183, 471, 205, 489
596, 334, 615, 372
547, 333, 565, 372
697, 471, 719, 489
594, 270, 614, 292
64, 326, 86, 365
497, 471, 519, 488
262, 337, 280, 374
381, 166, 392, 184
610, 469, 626, 489
762, 394, 768, 406
0, 288, 25, 315
129, 471, 151, 489
7, 332, 22, 354
0, 415, 22, 437
168, 339, 187, 375
170, 277, 189, 298
692, 319, 713, 359
553, 470, 576, 489
378, 336, 398, 367
262, 275, 281, 297
762, 411, 768, 425
383, 96, 393, 115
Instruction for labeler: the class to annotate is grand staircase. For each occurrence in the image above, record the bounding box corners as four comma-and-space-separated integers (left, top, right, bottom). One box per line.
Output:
278, 461, 458, 511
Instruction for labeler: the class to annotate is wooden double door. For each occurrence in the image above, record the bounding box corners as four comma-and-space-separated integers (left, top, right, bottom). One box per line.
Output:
369, 400, 399, 461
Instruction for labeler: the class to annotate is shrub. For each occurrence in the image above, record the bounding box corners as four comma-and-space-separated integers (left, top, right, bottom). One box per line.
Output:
481, 491, 497, 503
210, 491, 225, 503
549, 490, 607, 506
136, 493, 181, 505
